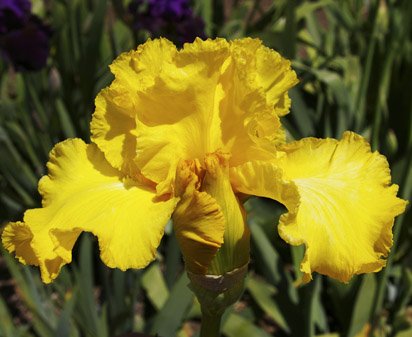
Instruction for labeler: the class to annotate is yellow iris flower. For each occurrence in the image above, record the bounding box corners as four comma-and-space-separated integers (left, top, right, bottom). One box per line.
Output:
1, 38, 407, 285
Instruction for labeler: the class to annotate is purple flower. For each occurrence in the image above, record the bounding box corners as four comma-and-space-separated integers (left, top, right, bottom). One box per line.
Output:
148, 0, 189, 18
0, 0, 31, 33
0, 0, 51, 71
128, 0, 206, 45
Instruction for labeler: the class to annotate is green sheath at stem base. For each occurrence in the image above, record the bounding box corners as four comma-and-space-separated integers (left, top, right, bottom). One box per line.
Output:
188, 264, 248, 337
199, 310, 223, 337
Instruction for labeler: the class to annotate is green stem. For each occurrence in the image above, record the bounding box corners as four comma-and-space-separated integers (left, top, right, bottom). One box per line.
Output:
200, 309, 223, 337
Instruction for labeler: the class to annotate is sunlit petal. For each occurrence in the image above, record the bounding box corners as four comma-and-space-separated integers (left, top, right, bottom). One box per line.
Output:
230, 159, 300, 213
91, 87, 139, 177
172, 159, 225, 274
231, 132, 407, 282
2, 139, 177, 283
276, 132, 407, 282
92, 38, 297, 188
91, 38, 177, 176
2, 221, 39, 265
134, 38, 231, 184
255, 43, 298, 116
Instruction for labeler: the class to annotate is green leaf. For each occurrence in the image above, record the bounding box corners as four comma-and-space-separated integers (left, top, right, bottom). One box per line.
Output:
249, 219, 281, 284
296, 0, 334, 21
73, 235, 108, 337
346, 274, 376, 337
0, 294, 20, 337
396, 328, 412, 337
55, 295, 76, 337
150, 273, 194, 337
56, 99, 76, 138
312, 276, 327, 332
79, 0, 107, 104
222, 313, 272, 337
141, 263, 170, 310
246, 275, 290, 333
194, 0, 213, 36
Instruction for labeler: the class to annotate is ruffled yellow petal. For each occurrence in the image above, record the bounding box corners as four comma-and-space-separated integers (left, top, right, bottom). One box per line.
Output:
2, 139, 177, 283
221, 39, 290, 167
172, 152, 250, 276
173, 190, 225, 274
110, 38, 177, 91
229, 159, 300, 213
231, 133, 407, 282
135, 38, 299, 182
91, 39, 177, 175
255, 44, 298, 116
134, 38, 231, 185
91, 38, 297, 188
275, 132, 407, 282
91, 88, 139, 176
2, 222, 39, 265
172, 159, 225, 274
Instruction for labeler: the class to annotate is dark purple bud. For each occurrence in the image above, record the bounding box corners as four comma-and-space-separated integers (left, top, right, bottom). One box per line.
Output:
128, 0, 206, 46
176, 15, 206, 44
0, 15, 52, 71
0, 0, 31, 33
148, 0, 189, 18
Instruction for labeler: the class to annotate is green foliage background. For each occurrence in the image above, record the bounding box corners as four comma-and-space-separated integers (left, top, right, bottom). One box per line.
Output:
0, 0, 411, 336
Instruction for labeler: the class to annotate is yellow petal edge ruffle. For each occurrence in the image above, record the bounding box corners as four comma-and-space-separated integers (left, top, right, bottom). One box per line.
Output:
231, 131, 407, 283
91, 37, 298, 187
2, 139, 177, 283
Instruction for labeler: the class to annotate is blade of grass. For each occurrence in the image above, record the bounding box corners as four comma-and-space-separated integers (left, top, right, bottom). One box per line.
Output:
56, 98, 77, 138
246, 275, 290, 333
141, 263, 169, 310
222, 312, 272, 337
346, 274, 376, 337
149, 272, 193, 337
354, 0, 380, 130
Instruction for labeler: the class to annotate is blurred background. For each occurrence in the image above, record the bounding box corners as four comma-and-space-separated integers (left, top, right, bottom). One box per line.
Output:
0, 0, 411, 336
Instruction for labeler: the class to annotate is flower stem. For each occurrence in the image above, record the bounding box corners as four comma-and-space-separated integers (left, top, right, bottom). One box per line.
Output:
200, 309, 223, 337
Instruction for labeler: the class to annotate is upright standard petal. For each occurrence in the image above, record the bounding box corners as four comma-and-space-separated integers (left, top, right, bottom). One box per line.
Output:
134, 38, 298, 183
92, 87, 139, 176
1, 139, 177, 283
91, 39, 177, 175
91, 38, 298, 189
134, 38, 231, 184
220, 38, 294, 167
275, 132, 407, 282
254, 43, 298, 116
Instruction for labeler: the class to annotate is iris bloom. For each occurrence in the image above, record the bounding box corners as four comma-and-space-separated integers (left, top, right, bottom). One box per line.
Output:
128, 0, 206, 45
0, 0, 51, 71
2, 38, 407, 287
